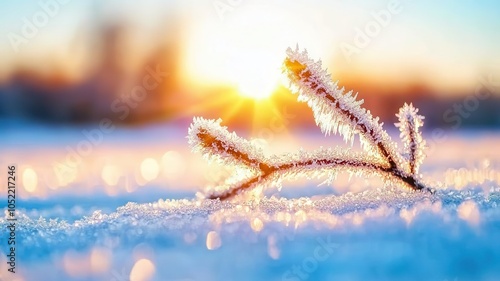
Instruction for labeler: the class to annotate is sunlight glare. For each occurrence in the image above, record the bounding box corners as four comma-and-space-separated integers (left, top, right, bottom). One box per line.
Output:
235, 53, 281, 100
182, 7, 304, 100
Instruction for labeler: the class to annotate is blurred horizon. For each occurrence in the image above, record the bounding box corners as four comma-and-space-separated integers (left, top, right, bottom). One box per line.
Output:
1, 0, 499, 130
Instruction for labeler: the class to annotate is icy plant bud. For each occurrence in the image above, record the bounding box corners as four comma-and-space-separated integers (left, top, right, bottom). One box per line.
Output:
396, 103, 426, 175
188, 117, 266, 170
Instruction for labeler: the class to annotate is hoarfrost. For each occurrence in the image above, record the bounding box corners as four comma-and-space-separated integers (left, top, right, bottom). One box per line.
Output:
396, 103, 426, 175
188, 47, 431, 200
3, 187, 499, 256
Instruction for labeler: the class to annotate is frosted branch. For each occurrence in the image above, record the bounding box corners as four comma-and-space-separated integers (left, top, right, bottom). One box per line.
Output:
187, 47, 432, 200
190, 122, 429, 201
396, 103, 426, 175
188, 117, 267, 171
283, 47, 403, 170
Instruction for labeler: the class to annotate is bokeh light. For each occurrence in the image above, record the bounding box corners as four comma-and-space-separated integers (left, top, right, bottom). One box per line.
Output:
130, 258, 156, 281
161, 150, 186, 180
206, 231, 222, 250
140, 158, 160, 182
101, 165, 121, 186
22, 168, 38, 193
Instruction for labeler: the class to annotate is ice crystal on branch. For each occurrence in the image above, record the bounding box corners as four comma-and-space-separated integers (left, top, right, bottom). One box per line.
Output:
396, 103, 426, 175
283, 47, 402, 168
188, 117, 266, 170
188, 47, 432, 200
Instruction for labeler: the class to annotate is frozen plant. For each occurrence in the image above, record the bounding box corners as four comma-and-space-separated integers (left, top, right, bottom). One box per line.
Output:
188, 47, 431, 200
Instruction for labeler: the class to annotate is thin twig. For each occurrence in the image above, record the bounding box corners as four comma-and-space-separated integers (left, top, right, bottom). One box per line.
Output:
198, 130, 427, 200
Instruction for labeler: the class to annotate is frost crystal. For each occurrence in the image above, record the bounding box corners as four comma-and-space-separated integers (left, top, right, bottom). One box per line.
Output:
396, 103, 426, 175
188, 117, 265, 170
188, 47, 432, 200
283, 47, 401, 165
5, 187, 499, 254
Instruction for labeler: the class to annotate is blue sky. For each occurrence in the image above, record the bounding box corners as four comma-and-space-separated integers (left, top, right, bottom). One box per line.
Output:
0, 0, 499, 92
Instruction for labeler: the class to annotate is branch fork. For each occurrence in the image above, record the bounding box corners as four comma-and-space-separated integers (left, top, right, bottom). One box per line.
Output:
188, 47, 431, 200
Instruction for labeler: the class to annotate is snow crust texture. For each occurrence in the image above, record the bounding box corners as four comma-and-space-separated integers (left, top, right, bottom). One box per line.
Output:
2, 186, 500, 280
3, 187, 498, 252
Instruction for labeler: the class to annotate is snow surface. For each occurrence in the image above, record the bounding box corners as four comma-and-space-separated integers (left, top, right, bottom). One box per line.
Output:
1, 122, 500, 281
2, 187, 500, 281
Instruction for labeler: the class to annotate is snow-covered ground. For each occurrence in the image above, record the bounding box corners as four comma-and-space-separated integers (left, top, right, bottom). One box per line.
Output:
1, 121, 500, 281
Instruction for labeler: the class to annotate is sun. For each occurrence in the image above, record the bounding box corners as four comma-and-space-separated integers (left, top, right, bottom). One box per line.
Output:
236, 66, 280, 100
232, 54, 283, 100
182, 18, 289, 101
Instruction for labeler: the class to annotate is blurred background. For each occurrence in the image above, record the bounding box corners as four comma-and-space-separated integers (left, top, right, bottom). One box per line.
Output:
1, 0, 499, 127
1, 0, 500, 200
2, 1, 500, 280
